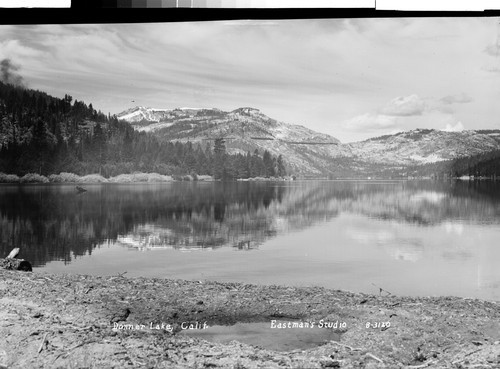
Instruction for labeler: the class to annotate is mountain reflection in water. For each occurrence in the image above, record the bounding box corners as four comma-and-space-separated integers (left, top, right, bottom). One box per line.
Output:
1, 180, 499, 268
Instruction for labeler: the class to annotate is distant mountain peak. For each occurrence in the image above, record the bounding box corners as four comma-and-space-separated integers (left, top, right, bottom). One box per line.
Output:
115, 105, 346, 175
412, 128, 435, 133
115, 105, 500, 175
232, 107, 260, 113
350, 128, 500, 165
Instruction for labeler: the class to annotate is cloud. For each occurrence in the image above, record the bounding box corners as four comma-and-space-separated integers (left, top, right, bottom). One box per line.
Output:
482, 66, 500, 73
380, 94, 426, 116
441, 121, 465, 132
484, 43, 500, 56
0, 19, 495, 144
342, 93, 471, 138
342, 113, 397, 131
440, 93, 473, 104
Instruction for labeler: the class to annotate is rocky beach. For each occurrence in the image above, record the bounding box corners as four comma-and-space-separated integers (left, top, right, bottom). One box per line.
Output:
0, 269, 499, 368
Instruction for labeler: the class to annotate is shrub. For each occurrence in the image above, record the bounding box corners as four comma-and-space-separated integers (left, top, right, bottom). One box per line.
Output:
196, 175, 213, 181
145, 173, 173, 182
20, 173, 49, 183
0, 173, 20, 183
79, 174, 108, 183
107, 174, 132, 183
108, 172, 174, 183
48, 174, 60, 182
131, 172, 150, 182
49, 172, 81, 183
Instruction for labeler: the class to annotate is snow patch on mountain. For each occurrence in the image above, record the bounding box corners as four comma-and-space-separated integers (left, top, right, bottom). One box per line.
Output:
117, 106, 222, 125
349, 129, 500, 165
117, 106, 500, 175
134, 122, 175, 132
409, 154, 444, 164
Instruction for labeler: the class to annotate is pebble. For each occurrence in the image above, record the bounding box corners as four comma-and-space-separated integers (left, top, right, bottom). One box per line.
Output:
320, 359, 341, 368
0, 349, 7, 369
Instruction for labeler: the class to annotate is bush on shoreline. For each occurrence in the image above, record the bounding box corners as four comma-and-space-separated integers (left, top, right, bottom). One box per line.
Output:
0, 172, 297, 184
48, 172, 81, 183
238, 176, 291, 182
0, 173, 20, 183
0, 172, 212, 184
20, 173, 50, 183
196, 175, 212, 181
79, 174, 109, 183
107, 173, 174, 183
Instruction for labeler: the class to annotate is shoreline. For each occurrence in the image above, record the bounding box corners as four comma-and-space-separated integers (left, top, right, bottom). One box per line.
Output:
0, 172, 294, 184
0, 172, 214, 184
1, 173, 498, 185
0, 270, 499, 368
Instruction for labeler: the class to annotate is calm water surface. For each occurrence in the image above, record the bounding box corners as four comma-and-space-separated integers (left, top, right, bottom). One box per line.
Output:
1, 180, 499, 301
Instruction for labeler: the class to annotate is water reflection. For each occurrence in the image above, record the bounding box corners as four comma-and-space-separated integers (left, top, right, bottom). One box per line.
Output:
0, 180, 499, 269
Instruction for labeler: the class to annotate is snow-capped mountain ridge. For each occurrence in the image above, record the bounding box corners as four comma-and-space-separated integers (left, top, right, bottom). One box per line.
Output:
117, 106, 222, 123
349, 128, 500, 165
117, 106, 345, 174
116, 106, 500, 175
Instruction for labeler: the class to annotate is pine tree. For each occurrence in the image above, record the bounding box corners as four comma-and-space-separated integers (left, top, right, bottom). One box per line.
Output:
213, 138, 226, 180
0, 81, 293, 180
277, 154, 286, 177
262, 150, 275, 177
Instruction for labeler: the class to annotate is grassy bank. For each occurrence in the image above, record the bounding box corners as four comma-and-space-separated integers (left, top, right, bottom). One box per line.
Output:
0, 269, 499, 368
0, 172, 214, 184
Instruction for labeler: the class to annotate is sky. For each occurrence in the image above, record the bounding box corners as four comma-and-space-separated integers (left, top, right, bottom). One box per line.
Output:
1, 18, 500, 143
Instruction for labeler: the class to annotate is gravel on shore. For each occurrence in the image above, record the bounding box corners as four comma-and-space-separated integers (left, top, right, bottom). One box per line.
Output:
0, 270, 499, 368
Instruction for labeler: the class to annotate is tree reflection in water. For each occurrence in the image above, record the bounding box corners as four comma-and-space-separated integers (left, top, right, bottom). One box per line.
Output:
0, 180, 499, 267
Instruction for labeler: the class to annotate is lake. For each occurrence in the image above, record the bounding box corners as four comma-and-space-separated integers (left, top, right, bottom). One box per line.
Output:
1, 180, 499, 301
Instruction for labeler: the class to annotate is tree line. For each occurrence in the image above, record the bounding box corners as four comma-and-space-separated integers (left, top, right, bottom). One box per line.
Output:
406, 149, 500, 179
0, 81, 286, 179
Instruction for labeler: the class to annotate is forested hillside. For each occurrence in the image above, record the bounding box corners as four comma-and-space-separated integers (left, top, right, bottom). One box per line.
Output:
1, 78, 497, 181
0, 81, 286, 180
117, 105, 344, 176
406, 149, 500, 179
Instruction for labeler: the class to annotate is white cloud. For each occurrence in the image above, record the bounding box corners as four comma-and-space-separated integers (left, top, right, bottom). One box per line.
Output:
484, 43, 500, 56
342, 113, 397, 131
441, 121, 465, 132
341, 92, 472, 140
440, 93, 473, 104
0, 39, 46, 62
380, 94, 426, 116
0, 18, 498, 143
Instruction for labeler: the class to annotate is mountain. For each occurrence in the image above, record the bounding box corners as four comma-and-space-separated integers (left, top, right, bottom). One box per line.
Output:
349, 129, 500, 165
117, 106, 349, 175
1, 75, 498, 180
116, 106, 224, 128
117, 106, 500, 177
0, 82, 284, 180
